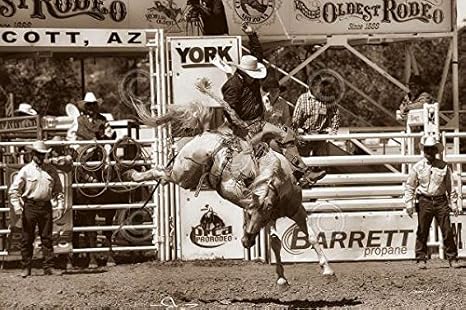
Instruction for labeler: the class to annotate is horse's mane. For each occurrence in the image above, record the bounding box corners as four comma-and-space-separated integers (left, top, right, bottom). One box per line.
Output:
132, 100, 214, 136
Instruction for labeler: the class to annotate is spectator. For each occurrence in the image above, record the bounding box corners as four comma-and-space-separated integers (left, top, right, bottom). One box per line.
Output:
67, 92, 116, 141
185, 0, 229, 35
15, 103, 38, 117
399, 75, 434, 119
292, 80, 340, 156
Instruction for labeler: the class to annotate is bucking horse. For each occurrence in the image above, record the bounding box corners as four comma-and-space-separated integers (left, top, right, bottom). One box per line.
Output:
124, 83, 335, 287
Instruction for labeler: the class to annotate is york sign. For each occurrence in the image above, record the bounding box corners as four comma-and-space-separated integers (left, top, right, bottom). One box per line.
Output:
175, 46, 234, 68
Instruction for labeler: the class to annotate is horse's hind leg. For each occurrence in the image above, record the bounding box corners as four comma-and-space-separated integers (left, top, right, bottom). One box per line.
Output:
270, 221, 289, 287
123, 167, 173, 183
291, 205, 335, 276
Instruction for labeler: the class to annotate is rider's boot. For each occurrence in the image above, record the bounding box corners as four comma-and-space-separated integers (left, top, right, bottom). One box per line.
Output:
295, 169, 327, 187
280, 144, 326, 187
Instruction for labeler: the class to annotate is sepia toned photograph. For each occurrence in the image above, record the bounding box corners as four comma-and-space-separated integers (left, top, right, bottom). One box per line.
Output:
0, 0, 465, 309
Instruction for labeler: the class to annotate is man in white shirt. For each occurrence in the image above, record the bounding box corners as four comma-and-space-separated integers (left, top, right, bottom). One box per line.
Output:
404, 135, 460, 268
9, 141, 65, 277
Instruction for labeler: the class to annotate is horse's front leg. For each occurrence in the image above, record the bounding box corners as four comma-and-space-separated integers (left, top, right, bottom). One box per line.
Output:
291, 205, 335, 277
270, 221, 289, 288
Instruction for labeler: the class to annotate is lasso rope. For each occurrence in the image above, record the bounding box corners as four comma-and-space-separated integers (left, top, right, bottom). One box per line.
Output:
74, 144, 109, 198
74, 137, 152, 197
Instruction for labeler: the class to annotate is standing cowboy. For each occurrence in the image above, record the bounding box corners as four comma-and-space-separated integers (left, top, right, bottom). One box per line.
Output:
404, 135, 460, 268
67, 92, 116, 141
9, 140, 65, 277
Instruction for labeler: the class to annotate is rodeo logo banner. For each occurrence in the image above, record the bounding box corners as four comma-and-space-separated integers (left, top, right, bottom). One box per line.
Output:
0, 1, 453, 38
292, 0, 451, 34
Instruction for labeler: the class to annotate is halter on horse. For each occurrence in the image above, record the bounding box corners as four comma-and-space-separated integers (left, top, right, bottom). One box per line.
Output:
125, 101, 335, 286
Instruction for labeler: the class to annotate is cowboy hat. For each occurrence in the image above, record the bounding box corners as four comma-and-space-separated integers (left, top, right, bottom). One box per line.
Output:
235, 55, 267, 79
27, 140, 51, 154
419, 135, 444, 153
77, 92, 103, 111
16, 103, 37, 116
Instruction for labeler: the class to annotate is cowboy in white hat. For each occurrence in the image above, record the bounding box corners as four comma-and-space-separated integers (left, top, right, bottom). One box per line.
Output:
67, 92, 115, 141
9, 140, 64, 277
220, 24, 325, 187
404, 135, 460, 269
15, 103, 38, 116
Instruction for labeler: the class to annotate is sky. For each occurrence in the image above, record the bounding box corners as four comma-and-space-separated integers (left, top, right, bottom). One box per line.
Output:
459, 0, 466, 26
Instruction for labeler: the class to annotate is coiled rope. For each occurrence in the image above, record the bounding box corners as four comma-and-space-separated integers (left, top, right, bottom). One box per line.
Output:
74, 137, 151, 198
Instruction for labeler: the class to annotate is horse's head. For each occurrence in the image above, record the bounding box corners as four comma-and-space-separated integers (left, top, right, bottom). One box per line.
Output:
241, 181, 278, 249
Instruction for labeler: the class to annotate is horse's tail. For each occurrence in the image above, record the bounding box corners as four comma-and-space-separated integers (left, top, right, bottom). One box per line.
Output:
132, 99, 212, 136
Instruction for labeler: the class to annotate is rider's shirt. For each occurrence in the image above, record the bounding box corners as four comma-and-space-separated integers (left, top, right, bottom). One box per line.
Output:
222, 71, 264, 122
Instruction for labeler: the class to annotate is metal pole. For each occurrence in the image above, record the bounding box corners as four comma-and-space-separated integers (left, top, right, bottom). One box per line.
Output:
452, 0, 462, 215
149, 42, 160, 261
80, 58, 86, 97
159, 29, 171, 261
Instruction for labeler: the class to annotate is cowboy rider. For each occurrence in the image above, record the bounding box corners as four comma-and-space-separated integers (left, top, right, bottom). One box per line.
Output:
220, 25, 325, 187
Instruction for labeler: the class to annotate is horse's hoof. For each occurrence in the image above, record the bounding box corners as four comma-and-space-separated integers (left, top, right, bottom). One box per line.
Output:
66, 263, 73, 271
322, 266, 335, 276
276, 277, 289, 288
106, 261, 116, 267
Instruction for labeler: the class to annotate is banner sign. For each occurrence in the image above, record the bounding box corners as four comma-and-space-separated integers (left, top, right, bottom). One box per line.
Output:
0, 1, 453, 41
274, 211, 417, 262
0, 28, 147, 48
0, 115, 39, 134
180, 189, 244, 260
451, 215, 466, 258
169, 36, 241, 107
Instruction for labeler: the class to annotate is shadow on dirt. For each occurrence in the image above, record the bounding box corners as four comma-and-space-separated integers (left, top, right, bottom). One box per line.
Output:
202, 297, 362, 309
62, 269, 108, 275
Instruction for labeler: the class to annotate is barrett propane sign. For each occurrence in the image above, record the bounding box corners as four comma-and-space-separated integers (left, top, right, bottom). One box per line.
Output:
274, 211, 417, 262
0, 0, 453, 39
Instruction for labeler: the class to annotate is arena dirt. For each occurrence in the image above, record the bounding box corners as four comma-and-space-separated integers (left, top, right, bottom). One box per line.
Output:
0, 259, 464, 309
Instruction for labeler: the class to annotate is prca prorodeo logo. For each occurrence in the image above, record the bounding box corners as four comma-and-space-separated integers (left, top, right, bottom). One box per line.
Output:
190, 206, 234, 248
232, 0, 281, 25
